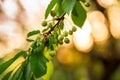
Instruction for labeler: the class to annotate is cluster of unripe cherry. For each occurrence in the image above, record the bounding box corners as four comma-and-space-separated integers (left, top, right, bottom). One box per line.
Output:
41, 20, 77, 57
39, 0, 90, 57
41, 21, 77, 45
41, 10, 77, 45
57, 26, 77, 45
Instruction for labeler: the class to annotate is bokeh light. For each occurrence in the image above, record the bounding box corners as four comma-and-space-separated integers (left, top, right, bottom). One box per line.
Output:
73, 20, 93, 52
88, 11, 109, 44
0, 21, 25, 58
57, 47, 82, 65
107, 6, 120, 39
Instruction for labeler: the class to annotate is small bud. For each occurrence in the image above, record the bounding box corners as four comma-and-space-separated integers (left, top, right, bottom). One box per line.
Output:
49, 51, 56, 57
72, 26, 77, 32
41, 20, 47, 26
64, 38, 70, 44
69, 30, 73, 35
48, 23, 52, 27
84, 2, 90, 7
58, 35, 64, 41
50, 10, 56, 17
58, 40, 63, 45
63, 31, 68, 37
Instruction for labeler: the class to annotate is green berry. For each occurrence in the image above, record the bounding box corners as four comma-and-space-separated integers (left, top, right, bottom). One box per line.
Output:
84, 2, 90, 7
49, 51, 56, 57
64, 38, 70, 44
58, 35, 64, 41
41, 20, 47, 26
53, 39, 57, 44
50, 10, 56, 17
72, 26, 77, 32
48, 23, 52, 27
69, 30, 73, 35
58, 40, 63, 45
63, 31, 68, 37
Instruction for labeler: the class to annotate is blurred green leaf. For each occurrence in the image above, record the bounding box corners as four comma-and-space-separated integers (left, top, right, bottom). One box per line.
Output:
45, 0, 58, 19
24, 62, 32, 80
0, 59, 14, 75
0, 51, 26, 74
43, 61, 54, 80
30, 46, 47, 78
71, 1, 86, 28
12, 62, 25, 80
55, 2, 64, 17
2, 71, 12, 80
31, 75, 36, 80
62, 0, 76, 14
26, 38, 34, 42
111, 66, 120, 80
42, 27, 49, 32
80, 0, 86, 3
27, 30, 40, 37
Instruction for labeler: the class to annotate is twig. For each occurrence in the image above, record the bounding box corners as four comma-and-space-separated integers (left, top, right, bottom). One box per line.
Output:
45, 13, 66, 36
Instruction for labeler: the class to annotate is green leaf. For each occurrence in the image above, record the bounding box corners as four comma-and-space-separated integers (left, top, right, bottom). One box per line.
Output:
13, 51, 26, 60
0, 51, 26, 74
55, 2, 64, 17
27, 30, 40, 37
71, 1, 86, 28
30, 46, 47, 78
30, 54, 47, 78
31, 75, 36, 80
12, 62, 25, 80
0, 59, 14, 74
24, 62, 32, 80
2, 71, 12, 80
26, 38, 34, 42
62, 0, 76, 14
80, 0, 86, 3
45, 0, 58, 19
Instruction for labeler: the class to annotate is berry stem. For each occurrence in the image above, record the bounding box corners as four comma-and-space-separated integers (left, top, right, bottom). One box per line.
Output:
45, 13, 66, 36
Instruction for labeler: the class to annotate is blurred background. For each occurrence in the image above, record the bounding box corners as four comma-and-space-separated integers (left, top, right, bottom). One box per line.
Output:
0, 0, 120, 80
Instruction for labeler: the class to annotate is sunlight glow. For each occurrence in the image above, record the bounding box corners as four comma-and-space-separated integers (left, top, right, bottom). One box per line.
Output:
19, 0, 51, 30
0, 21, 25, 58
108, 6, 120, 39
57, 47, 81, 64
111, 26, 120, 39
91, 22, 109, 43
2, 0, 19, 19
97, 0, 116, 8
73, 20, 93, 52
88, 11, 109, 44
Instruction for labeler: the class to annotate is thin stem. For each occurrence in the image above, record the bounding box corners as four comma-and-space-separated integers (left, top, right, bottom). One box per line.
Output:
45, 13, 66, 36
